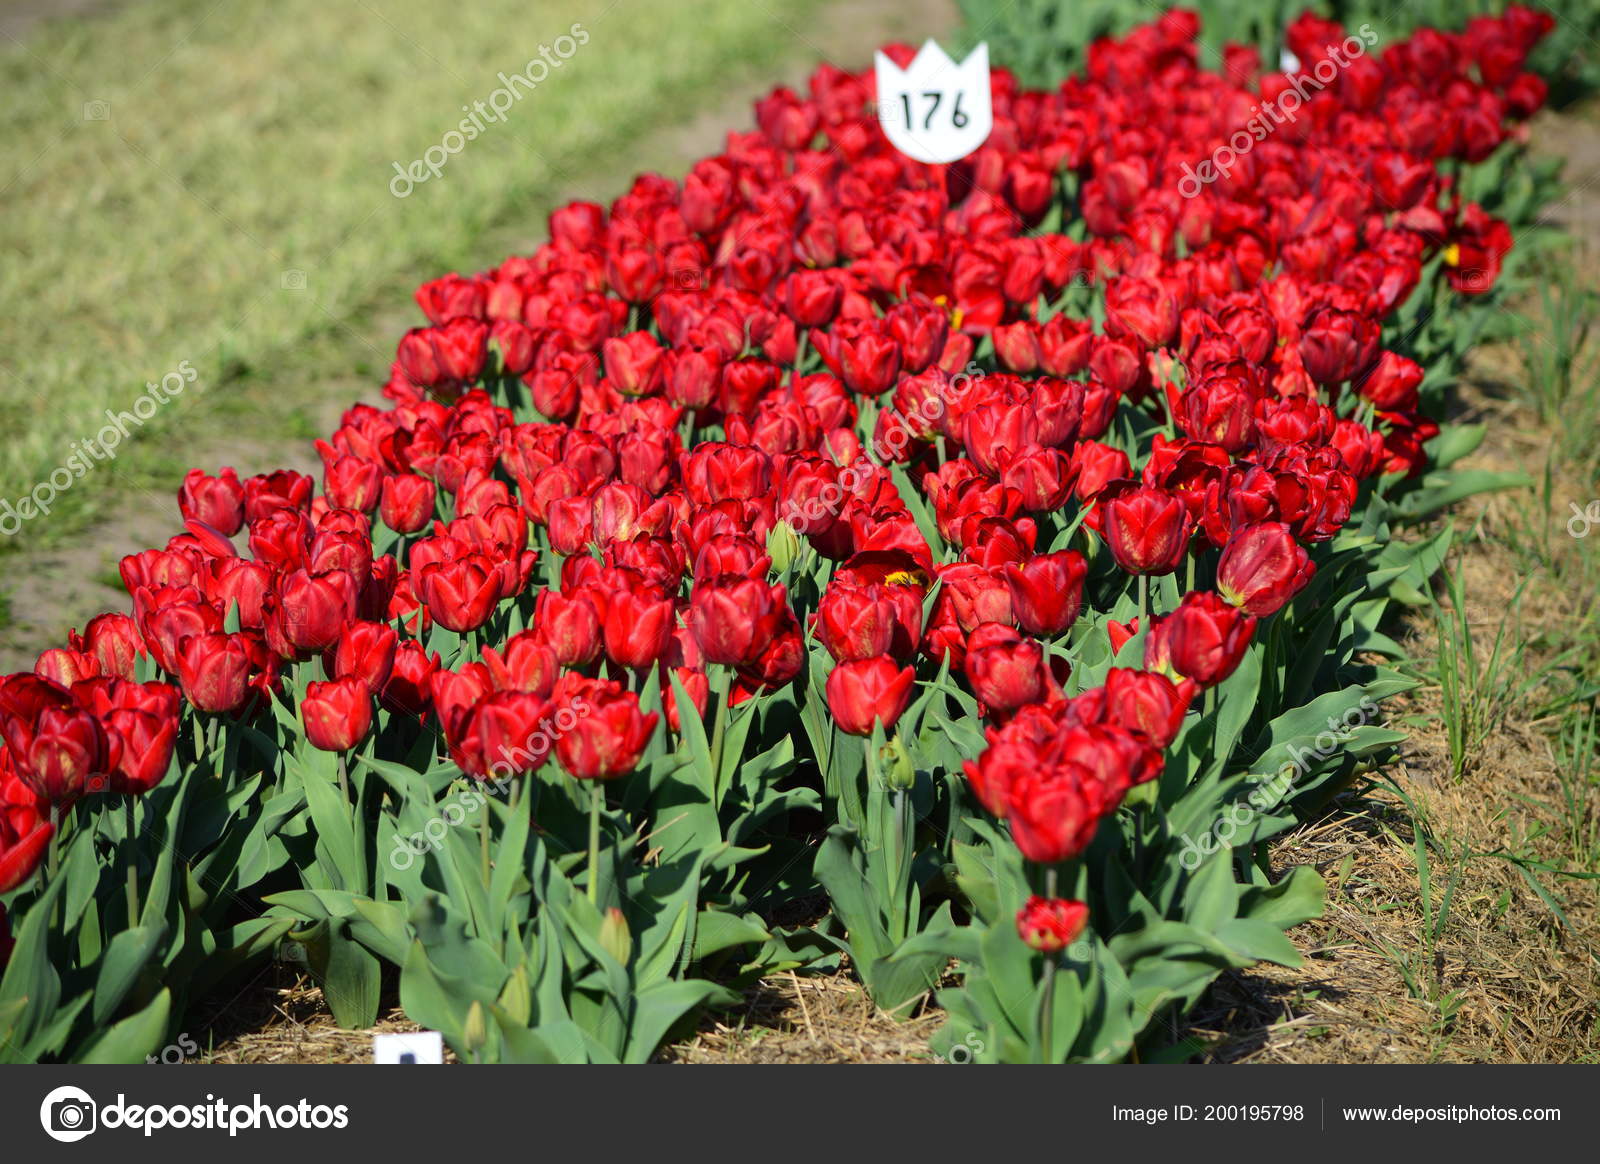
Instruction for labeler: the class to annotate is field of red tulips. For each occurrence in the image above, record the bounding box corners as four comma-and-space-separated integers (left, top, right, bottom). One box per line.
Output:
0, 7, 1562, 1063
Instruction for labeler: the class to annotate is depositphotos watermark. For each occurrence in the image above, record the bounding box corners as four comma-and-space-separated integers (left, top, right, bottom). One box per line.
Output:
39, 1085, 349, 1141
1566, 500, 1600, 538
389, 697, 592, 870
780, 361, 988, 529
0, 359, 200, 537
1177, 26, 1378, 198
1177, 695, 1380, 870
390, 24, 590, 198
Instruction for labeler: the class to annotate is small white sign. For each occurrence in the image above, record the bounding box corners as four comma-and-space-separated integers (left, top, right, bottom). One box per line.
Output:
374, 1031, 445, 1065
874, 40, 994, 165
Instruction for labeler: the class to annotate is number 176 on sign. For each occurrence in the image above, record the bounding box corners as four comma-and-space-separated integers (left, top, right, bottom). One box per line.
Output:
874, 40, 994, 165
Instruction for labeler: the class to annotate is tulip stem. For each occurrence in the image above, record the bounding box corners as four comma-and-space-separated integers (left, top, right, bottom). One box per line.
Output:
125, 798, 140, 926
337, 753, 350, 803
1137, 574, 1149, 626
1204, 685, 1217, 720
792, 329, 810, 383
48, 804, 60, 878
586, 781, 603, 906
480, 792, 492, 888
1040, 867, 1058, 1065
1185, 553, 1195, 597
708, 666, 731, 799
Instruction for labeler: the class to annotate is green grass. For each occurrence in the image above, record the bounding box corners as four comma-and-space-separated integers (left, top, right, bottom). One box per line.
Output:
0, 0, 825, 548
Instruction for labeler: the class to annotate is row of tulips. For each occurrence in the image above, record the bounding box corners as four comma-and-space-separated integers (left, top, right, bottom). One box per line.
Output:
0, 6, 1554, 1062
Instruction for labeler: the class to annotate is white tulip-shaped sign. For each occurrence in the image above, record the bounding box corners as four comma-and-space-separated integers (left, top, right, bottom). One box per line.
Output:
874, 40, 994, 165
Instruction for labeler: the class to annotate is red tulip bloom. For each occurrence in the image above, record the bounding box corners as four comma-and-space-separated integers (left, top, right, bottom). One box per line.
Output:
813, 585, 897, 662
1164, 592, 1257, 687
275, 568, 359, 653
380, 642, 440, 718
1003, 550, 1087, 637
1004, 759, 1126, 865
417, 554, 502, 633
300, 677, 373, 753
77, 613, 145, 681
450, 689, 552, 779
1, 706, 119, 806
824, 656, 915, 737
534, 589, 601, 667
176, 632, 252, 714
331, 621, 399, 695
554, 683, 659, 781
482, 631, 559, 699
1101, 668, 1194, 748
687, 576, 787, 667
964, 624, 1051, 717
1016, 896, 1089, 953
1098, 481, 1192, 575
105, 707, 178, 795
179, 468, 246, 536
379, 473, 436, 534
35, 648, 99, 688
0, 760, 52, 893
1217, 522, 1315, 616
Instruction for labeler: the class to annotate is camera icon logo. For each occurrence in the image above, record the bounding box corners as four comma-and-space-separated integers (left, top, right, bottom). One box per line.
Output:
40, 1085, 97, 1142
280, 269, 307, 290
82, 100, 111, 122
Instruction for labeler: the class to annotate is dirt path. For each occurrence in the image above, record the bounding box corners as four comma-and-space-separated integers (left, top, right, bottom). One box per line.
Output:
0, 0, 958, 672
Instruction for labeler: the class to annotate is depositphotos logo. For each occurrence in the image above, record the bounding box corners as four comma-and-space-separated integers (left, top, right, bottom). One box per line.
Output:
39, 1084, 350, 1140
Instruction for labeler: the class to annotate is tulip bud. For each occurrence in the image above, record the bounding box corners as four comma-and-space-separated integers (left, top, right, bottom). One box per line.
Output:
598, 907, 634, 966
1016, 896, 1089, 953
881, 735, 916, 791
765, 519, 800, 575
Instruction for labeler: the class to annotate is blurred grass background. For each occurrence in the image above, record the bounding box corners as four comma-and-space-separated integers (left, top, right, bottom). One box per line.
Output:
0, 0, 824, 548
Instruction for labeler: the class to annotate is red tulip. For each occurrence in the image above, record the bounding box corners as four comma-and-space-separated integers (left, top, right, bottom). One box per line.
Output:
813, 585, 897, 662
380, 473, 436, 534
824, 656, 915, 737
105, 707, 177, 794
300, 677, 372, 753
1098, 481, 1192, 576
179, 468, 246, 535
554, 682, 658, 781
1016, 896, 1089, 953
599, 583, 676, 669
1164, 592, 1257, 686
964, 624, 1051, 717
331, 621, 399, 695
1, 706, 119, 806
1101, 668, 1194, 747
380, 642, 440, 718
0, 759, 52, 893
1003, 550, 1087, 637
176, 632, 252, 714
687, 576, 787, 667
1217, 522, 1315, 616
417, 554, 502, 633
535, 589, 601, 667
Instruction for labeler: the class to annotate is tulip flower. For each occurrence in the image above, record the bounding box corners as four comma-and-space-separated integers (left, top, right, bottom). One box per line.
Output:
331, 621, 399, 695
1164, 592, 1257, 687
417, 554, 502, 633
300, 678, 373, 753
1003, 550, 1087, 637
824, 656, 915, 737
176, 632, 252, 714
178, 467, 246, 535
1098, 481, 1193, 576
1016, 896, 1089, 953
554, 682, 658, 782
1217, 522, 1315, 616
